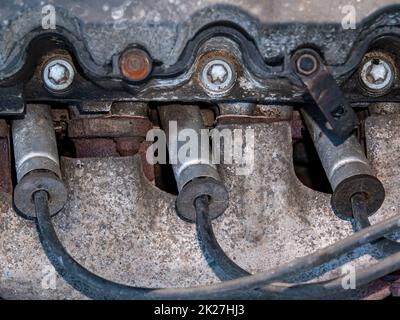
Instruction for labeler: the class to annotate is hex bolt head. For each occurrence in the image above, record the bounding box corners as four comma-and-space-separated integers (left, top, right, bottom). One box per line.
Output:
208, 64, 228, 83
200, 59, 235, 95
360, 58, 394, 93
43, 59, 75, 93
367, 63, 388, 83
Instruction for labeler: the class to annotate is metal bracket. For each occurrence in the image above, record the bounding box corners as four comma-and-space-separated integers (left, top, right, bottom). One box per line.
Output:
293, 49, 359, 139
0, 84, 25, 115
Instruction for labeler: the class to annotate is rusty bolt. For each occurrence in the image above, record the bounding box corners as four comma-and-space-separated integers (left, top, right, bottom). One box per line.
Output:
200, 59, 235, 94
120, 48, 152, 81
43, 59, 75, 92
360, 58, 394, 92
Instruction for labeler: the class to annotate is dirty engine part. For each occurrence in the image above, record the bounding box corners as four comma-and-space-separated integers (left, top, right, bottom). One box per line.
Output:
1, 1, 400, 302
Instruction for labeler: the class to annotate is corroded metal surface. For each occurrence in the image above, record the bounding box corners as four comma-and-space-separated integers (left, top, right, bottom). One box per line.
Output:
0, 118, 399, 299
1, 1, 398, 83
69, 116, 151, 160
68, 116, 152, 138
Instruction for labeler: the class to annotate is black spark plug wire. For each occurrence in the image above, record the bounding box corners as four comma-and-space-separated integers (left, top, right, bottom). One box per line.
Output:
351, 193, 400, 254
194, 194, 400, 299
35, 190, 400, 299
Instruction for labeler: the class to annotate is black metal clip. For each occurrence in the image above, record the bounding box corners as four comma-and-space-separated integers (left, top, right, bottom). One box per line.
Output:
0, 84, 25, 116
293, 49, 358, 139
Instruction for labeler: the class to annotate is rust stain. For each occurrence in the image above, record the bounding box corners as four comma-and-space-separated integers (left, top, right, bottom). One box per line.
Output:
119, 48, 152, 82
0, 120, 12, 194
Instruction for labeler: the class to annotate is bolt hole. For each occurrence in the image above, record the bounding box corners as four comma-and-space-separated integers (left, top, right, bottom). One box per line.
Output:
331, 105, 346, 119
372, 58, 381, 65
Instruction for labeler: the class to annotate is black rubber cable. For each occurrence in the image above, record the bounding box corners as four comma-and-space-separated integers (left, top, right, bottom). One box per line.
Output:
35, 190, 150, 299
194, 195, 249, 280
351, 193, 400, 255
35, 190, 400, 299
194, 194, 400, 299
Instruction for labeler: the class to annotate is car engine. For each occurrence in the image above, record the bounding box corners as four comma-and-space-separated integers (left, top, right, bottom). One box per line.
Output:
1, 0, 400, 300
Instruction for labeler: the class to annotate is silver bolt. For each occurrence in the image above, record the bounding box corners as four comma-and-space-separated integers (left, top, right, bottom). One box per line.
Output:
209, 64, 228, 83
43, 59, 75, 92
360, 58, 393, 92
200, 59, 235, 95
